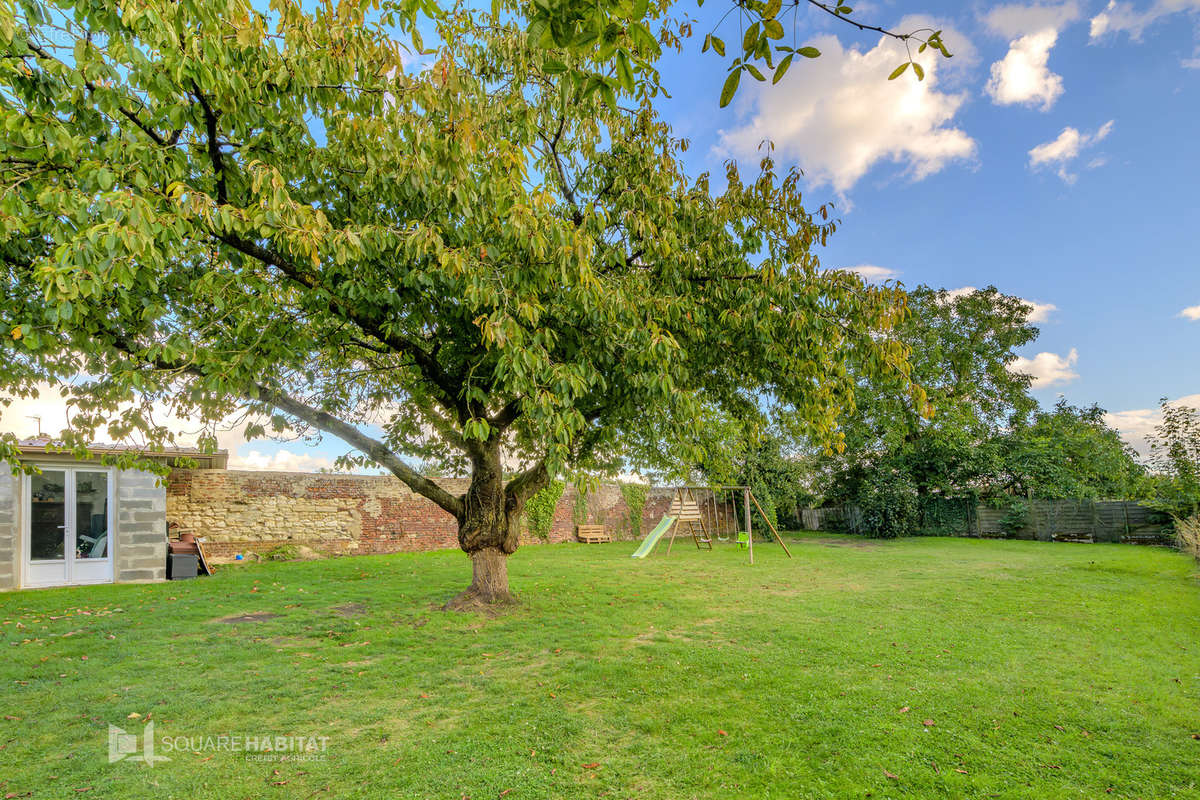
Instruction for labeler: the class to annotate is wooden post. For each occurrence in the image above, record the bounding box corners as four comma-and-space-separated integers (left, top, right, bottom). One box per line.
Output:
744, 487, 753, 565
748, 490, 794, 558
665, 488, 679, 555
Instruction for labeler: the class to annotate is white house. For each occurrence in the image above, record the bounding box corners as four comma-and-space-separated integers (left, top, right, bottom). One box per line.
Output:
0, 439, 225, 590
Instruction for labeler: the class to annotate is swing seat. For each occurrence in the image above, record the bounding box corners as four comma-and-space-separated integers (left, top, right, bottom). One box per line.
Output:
735, 531, 749, 550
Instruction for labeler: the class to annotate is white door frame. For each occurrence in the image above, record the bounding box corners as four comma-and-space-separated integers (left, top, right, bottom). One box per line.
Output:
21, 465, 115, 588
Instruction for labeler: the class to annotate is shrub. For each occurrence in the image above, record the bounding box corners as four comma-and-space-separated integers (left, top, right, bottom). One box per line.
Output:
997, 498, 1031, 538
525, 480, 565, 541
1175, 515, 1200, 563
263, 544, 302, 562
855, 471, 918, 539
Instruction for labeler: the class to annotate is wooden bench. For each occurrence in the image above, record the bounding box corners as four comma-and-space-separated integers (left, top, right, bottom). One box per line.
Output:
577, 524, 611, 543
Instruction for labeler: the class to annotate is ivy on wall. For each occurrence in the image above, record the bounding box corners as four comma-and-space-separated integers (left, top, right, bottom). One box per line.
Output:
573, 486, 589, 527
525, 480, 565, 541
620, 482, 649, 539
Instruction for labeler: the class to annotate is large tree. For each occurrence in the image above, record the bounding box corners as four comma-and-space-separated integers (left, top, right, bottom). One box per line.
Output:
0, 0, 912, 605
822, 286, 1039, 504
997, 399, 1147, 501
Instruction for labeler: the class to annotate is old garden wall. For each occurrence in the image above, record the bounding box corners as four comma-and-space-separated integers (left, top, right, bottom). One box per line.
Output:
166, 470, 673, 559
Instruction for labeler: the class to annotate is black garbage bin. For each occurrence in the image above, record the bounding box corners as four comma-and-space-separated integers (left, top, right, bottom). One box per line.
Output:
168, 553, 198, 580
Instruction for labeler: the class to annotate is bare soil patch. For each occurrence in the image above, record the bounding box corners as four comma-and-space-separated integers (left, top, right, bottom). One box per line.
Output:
214, 611, 283, 624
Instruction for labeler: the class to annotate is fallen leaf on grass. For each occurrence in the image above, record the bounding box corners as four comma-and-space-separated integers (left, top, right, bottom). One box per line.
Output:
898, 707, 909, 714
581, 763, 600, 769
717, 730, 727, 736
883, 769, 898, 780
954, 768, 967, 774
922, 720, 935, 727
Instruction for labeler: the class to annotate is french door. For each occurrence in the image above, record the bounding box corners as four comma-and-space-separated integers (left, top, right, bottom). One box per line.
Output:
23, 467, 114, 587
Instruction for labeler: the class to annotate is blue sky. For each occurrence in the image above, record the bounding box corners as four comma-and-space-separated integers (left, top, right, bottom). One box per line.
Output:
649, 0, 1199, 454
4, 0, 1197, 468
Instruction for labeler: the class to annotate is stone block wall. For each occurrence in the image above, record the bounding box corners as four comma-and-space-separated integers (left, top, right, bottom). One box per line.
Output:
166, 470, 676, 559
114, 468, 168, 583
0, 469, 16, 590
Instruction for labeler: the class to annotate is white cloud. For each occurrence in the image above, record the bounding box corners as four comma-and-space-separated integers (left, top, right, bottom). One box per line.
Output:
841, 264, 900, 282
715, 30, 976, 195
230, 449, 338, 472
1028, 119, 1115, 182
945, 286, 1057, 322
986, 29, 1066, 110
1010, 347, 1079, 387
1180, 304, 1200, 320
983, 1, 1082, 37
1090, 0, 1200, 40
1106, 393, 1200, 457
1025, 300, 1059, 322
1184, 57, 1200, 68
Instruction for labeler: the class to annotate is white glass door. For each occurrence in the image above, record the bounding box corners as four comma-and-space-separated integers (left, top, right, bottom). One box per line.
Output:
24, 467, 114, 587
71, 470, 113, 584
25, 469, 68, 586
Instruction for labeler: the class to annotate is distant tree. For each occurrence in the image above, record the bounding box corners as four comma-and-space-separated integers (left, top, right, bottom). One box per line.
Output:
0, 1, 912, 605
997, 399, 1148, 501
824, 286, 1039, 504
701, 423, 814, 528
1147, 399, 1200, 519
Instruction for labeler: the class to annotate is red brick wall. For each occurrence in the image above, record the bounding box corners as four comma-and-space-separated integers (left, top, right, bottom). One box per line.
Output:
167, 470, 674, 560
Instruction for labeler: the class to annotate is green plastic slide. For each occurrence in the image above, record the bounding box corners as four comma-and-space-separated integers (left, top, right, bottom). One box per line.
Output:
630, 516, 677, 559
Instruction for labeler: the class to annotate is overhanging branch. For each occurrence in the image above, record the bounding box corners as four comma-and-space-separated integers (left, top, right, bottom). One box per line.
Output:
102, 332, 464, 517
255, 384, 464, 517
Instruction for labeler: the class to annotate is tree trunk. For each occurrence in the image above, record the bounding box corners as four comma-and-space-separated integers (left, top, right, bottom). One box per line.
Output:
444, 441, 544, 612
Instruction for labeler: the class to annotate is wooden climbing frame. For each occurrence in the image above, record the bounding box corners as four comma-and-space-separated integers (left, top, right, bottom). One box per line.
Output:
666, 487, 713, 553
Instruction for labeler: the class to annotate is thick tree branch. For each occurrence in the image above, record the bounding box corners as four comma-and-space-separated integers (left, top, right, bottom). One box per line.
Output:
504, 459, 548, 505
254, 384, 464, 517
490, 397, 523, 429
213, 230, 466, 417
191, 83, 228, 205
101, 332, 464, 517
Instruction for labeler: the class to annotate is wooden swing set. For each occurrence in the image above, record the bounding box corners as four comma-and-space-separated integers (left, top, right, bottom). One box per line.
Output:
660, 486, 793, 564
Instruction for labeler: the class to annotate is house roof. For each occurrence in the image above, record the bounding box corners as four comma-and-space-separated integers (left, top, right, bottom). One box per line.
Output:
15, 438, 229, 469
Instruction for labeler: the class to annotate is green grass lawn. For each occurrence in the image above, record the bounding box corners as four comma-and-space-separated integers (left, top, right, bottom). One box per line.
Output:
1, 534, 1198, 799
